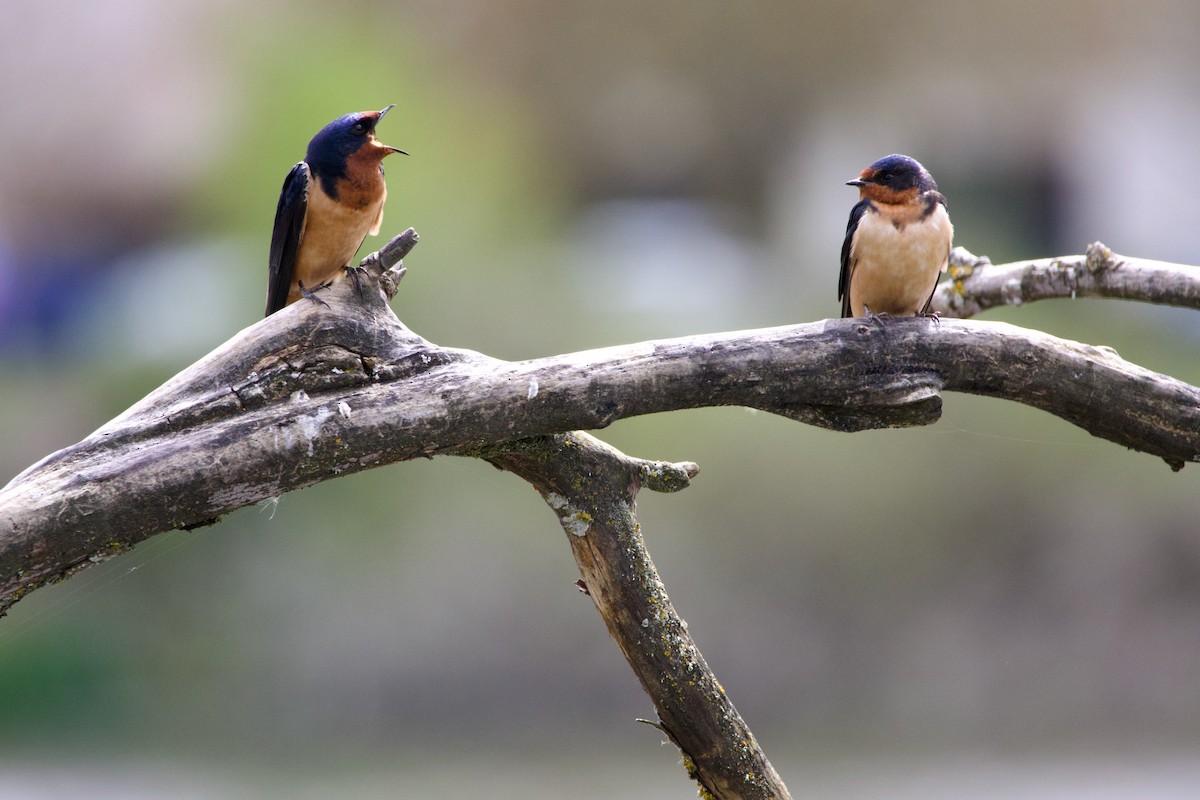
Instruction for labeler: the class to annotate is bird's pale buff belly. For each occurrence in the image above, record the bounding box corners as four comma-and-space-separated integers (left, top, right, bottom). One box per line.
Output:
289, 184, 387, 305
849, 205, 952, 317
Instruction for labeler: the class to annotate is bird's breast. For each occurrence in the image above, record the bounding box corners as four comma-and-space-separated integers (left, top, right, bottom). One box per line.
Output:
848, 202, 952, 316
292, 177, 387, 293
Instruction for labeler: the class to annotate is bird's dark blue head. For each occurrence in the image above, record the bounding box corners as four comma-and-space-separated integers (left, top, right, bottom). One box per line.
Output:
847, 154, 937, 194
305, 105, 406, 177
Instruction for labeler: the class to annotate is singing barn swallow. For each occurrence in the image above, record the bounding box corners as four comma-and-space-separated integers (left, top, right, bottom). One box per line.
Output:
266, 105, 407, 316
838, 154, 953, 318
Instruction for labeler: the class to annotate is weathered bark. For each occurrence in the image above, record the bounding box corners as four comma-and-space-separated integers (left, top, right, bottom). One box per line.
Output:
4, 232, 1200, 610
4, 229, 1200, 798
486, 433, 790, 799
932, 241, 1200, 317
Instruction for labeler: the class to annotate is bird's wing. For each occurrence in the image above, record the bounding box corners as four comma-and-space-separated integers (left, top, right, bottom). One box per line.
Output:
265, 161, 310, 316
838, 199, 871, 318
917, 195, 953, 316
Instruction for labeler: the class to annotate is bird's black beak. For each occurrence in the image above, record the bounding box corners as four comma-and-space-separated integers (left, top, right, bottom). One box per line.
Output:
374, 104, 408, 155
846, 178, 868, 187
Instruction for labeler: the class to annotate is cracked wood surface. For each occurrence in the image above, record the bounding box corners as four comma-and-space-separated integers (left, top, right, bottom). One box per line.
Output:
4, 235, 1200, 610
5, 230, 1200, 799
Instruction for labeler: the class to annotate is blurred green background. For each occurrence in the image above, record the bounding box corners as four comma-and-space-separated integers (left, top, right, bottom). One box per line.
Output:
3, 1, 1200, 796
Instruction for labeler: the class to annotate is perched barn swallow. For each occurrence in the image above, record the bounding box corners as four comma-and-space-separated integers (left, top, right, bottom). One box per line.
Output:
838, 154, 953, 318
266, 105, 407, 316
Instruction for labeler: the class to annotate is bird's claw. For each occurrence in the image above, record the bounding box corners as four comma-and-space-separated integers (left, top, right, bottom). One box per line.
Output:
297, 280, 331, 308
343, 264, 369, 299
863, 305, 892, 327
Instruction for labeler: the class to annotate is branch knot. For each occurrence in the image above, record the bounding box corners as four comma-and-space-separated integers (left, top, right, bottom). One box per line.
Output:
1085, 240, 1115, 273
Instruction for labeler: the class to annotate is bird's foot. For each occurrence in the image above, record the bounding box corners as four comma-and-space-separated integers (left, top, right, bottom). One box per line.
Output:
298, 280, 332, 308
343, 264, 369, 299
917, 308, 942, 326
863, 305, 892, 326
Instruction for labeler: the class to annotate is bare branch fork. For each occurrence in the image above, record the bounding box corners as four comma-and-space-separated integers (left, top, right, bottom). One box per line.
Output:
4, 230, 1200, 798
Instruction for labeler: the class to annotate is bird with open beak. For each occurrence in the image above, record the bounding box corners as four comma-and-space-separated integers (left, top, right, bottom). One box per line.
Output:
266, 105, 407, 315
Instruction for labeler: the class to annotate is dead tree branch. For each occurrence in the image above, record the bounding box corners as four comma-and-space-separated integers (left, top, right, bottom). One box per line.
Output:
932, 241, 1200, 317
4, 230, 1200, 798
485, 432, 790, 799
4, 232, 1199, 610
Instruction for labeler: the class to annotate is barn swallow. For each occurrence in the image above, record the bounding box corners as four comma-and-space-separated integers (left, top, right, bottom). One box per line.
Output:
838, 154, 953, 318
266, 106, 407, 316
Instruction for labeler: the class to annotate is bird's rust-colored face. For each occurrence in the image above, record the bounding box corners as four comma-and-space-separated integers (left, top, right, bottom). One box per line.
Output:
305, 105, 407, 173
847, 167, 915, 205
846, 156, 931, 206
352, 105, 407, 160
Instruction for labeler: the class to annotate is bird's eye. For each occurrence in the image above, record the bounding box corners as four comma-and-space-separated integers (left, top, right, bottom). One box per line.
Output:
879, 171, 893, 184
352, 122, 367, 135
